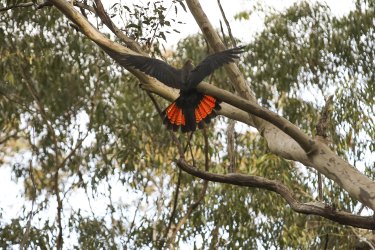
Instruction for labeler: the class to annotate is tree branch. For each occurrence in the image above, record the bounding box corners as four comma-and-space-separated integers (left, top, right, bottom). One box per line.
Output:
48, 0, 375, 211
217, 0, 237, 173
186, 0, 254, 102
217, 0, 237, 47
160, 169, 182, 248
58, 131, 89, 170
73, 1, 96, 14
176, 158, 375, 230
182, 0, 375, 211
168, 176, 208, 246
195, 83, 317, 153
184, 0, 322, 156
315, 95, 334, 200
0, 131, 19, 145
20, 57, 64, 250
54, 169, 63, 250
0, 1, 51, 12
20, 161, 38, 250
93, 0, 145, 54
167, 129, 210, 246
0, 2, 33, 11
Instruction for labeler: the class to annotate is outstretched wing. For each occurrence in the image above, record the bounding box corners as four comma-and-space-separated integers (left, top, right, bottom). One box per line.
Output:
188, 46, 245, 88
118, 54, 182, 89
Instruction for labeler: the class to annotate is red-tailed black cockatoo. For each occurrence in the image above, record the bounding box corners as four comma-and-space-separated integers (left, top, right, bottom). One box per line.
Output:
120, 46, 245, 132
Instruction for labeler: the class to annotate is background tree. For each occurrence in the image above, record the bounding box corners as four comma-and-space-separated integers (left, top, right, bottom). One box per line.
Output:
0, 0, 374, 249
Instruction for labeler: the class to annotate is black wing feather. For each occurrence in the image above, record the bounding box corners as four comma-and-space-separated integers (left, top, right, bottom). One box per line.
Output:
188, 46, 245, 88
119, 54, 182, 89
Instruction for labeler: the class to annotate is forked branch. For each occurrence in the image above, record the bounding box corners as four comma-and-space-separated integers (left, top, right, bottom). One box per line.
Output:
176, 158, 375, 230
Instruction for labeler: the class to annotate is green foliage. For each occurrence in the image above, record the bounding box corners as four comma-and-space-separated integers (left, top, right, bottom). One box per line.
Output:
245, 1, 374, 167
105, 0, 186, 55
0, 0, 374, 249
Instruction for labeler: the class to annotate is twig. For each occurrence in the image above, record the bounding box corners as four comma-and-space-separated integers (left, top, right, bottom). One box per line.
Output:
160, 169, 182, 248
74, 1, 96, 14
324, 234, 329, 250
58, 131, 89, 169
219, 20, 228, 46
226, 119, 236, 173
183, 132, 194, 156
217, 0, 236, 47
216, 1, 237, 173
0, 131, 18, 145
351, 227, 375, 250
20, 161, 38, 250
167, 127, 211, 247
187, 132, 196, 167
202, 127, 209, 172
124, 188, 145, 246
21, 71, 60, 163
315, 95, 334, 200
54, 169, 63, 250
0, 89, 35, 114
106, 174, 117, 246
168, 175, 208, 245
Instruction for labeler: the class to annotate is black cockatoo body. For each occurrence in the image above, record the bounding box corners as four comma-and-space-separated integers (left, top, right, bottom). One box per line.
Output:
120, 46, 245, 132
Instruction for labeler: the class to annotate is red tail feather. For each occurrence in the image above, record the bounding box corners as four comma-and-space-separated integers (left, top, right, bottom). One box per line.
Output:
162, 95, 220, 132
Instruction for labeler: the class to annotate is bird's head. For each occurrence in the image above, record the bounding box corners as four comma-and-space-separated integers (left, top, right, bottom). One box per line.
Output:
180, 59, 194, 87
183, 59, 194, 71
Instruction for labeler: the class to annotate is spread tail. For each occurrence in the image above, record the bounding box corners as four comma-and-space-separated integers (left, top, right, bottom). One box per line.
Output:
162, 95, 221, 132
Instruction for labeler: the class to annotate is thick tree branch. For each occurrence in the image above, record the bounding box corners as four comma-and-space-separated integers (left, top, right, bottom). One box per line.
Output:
194, 83, 317, 154
176, 158, 375, 230
183, 0, 375, 211
184, 0, 320, 155
47, 0, 251, 127
186, 0, 255, 102
48, 0, 375, 211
